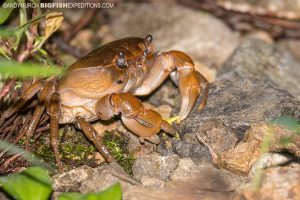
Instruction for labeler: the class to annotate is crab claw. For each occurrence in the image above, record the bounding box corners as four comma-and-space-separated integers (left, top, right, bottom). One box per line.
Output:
134, 50, 208, 121
122, 108, 176, 144
95, 93, 177, 143
177, 65, 201, 121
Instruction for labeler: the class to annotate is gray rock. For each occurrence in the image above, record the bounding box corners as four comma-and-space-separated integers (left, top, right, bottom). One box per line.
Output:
170, 158, 200, 180
218, 0, 300, 20
277, 39, 300, 61
219, 38, 300, 100
132, 153, 179, 181
79, 163, 136, 193
172, 140, 212, 164
140, 176, 165, 188
53, 165, 94, 192
177, 72, 300, 142
124, 158, 245, 200
196, 120, 238, 155
108, 2, 239, 68
53, 163, 138, 193
250, 153, 295, 176
169, 158, 245, 190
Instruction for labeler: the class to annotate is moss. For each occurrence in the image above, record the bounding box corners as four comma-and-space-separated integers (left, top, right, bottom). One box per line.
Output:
33, 127, 135, 172
61, 143, 96, 160
35, 137, 56, 166
103, 131, 135, 175
34, 128, 98, 169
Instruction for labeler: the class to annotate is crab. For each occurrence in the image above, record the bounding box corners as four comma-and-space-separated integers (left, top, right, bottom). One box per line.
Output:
0, 35, 208, 170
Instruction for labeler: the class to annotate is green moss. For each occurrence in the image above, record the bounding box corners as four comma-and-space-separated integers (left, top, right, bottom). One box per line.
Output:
103, 131, 135, 175
35, 138, 56, 166
61, 143, 96, 160
34, 128, 98, 169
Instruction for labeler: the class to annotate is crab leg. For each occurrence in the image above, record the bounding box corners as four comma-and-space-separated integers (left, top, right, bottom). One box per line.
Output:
77, 117, 114, 162
95, 93, 176, 144
49, 92, 63, 171
0, 80, 46, 126
134, 50, 208, 121
24, 105, 45, 147
24, 81, 55, 146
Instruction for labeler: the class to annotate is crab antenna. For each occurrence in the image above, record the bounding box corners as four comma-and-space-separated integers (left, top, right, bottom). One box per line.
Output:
116, 52, 127, 69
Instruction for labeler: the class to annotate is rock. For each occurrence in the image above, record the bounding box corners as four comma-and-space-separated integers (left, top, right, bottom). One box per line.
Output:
172, 140, 212, 164
243, 30, 274, 44
165, 158, 245, 200
108, 2, 239, 68
178, 72, 300, 140
235, 163, 300, 200
143, 103, 172, 119
53, 163, 138, 193
219, 38, 300, 100
52, 158, 245, 200
170, 158, 200, 180
205, 135, 261, 176
79, 163, 136, 193
246, 123, 300, 157
277, 39, 300, 61
140, 176, 165, 188
70, 29, 94, 52
196, 120, 238, 155
218, 0, 300, 20
147, 80, 177, 108
53, 165, 94, 192
175, 72, 300, 174
168, 158, 245, 190
199, 122, 300, 176
125, 158, 245, 200
250, 153, 294, 176
132, 153, 179, 181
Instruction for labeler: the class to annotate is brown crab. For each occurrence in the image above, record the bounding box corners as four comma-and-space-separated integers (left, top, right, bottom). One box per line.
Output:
0, 35, 208, 170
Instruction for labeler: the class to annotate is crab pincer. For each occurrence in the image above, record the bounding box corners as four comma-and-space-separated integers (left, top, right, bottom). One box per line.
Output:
95, 92, 176, 144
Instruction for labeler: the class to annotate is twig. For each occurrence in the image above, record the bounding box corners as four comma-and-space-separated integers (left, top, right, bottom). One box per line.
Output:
0, 114, 17, 134
64, 8, 97, 42
52, 37, 84, 58
0, 79, 16, 100
4, 116, 22, 141
0, 153, 22, 173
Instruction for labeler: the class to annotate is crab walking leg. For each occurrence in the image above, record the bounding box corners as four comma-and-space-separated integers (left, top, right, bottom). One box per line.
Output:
24, 81, 55, 146
77, 117, 114, 162
24, 105, 45, 147
0, 80, 46, 126
49, 92, 63, 171
134, 50, 208, 121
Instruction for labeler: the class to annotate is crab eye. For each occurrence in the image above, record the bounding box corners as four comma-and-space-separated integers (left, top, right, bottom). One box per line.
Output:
116, 52, 127, 69
145, 34, 153, 44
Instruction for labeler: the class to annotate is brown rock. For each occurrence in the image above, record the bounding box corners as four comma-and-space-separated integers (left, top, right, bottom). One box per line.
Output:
235, 163, 300, 200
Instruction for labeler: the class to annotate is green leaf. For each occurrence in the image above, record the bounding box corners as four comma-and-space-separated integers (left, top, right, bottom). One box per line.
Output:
33, 12, 63, 51
0, 0, 16, 25
0, 46, 11, 59
271, 116, 300, 133
0, 167, 52, 200
58, 183, 122, 200
0, 27, 16, 37
0, 60, 64, 78
0, 140, 55, 170
12, 13, 46, 50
